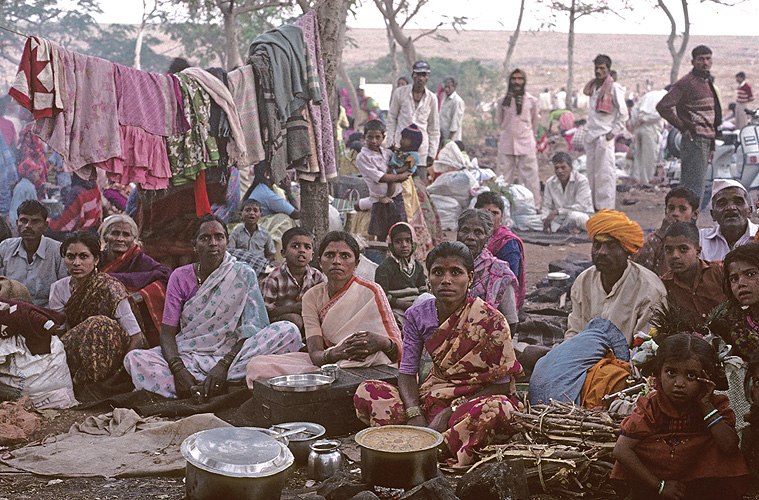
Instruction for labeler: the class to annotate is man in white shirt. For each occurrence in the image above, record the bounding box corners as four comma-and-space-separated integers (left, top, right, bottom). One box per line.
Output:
541, 152, 594, 233
439, 77, 465, 143
567, 209, 666, 345
386, 60, 440, 180
582, 54, 629, 210
700, 179, 758, 261
628, 89, 667, 184
554, 87, 567, 110
538, 88, 553, 112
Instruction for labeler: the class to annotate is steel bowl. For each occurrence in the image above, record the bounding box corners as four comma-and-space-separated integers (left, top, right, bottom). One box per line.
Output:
355, 425, 443, 489
547, 271, 571, 288
270, 422, 326, 464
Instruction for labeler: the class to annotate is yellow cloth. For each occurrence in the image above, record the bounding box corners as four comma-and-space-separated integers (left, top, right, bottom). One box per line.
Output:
585, 209, 644, 254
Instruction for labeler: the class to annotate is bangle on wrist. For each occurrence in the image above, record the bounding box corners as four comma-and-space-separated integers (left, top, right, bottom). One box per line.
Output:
168, 356, 186, 375
658, 480, 665, 495
703, 409, 718, 421
323, 348, 332, 365
707, 416, 723, 428
405, 406, 422, 420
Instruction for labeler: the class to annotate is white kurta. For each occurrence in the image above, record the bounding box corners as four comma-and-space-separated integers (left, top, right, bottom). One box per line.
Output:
439, 91, 465, 141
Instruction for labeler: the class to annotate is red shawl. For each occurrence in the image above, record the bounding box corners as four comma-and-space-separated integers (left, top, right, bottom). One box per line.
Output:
486, 225, 526, 308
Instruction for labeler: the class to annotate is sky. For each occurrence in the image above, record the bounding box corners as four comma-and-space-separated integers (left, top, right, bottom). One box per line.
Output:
94, 0, 759, 36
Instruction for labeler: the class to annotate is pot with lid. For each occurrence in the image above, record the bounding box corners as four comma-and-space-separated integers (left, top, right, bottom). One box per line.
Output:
182, 427, 294, 500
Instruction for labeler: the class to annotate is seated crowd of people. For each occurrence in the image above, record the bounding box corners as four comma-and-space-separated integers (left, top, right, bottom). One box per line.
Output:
0, 132, 758, 490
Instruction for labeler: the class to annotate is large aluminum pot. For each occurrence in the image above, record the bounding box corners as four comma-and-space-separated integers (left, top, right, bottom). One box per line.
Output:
182, 427, 294, 500
355, 425, 443, 489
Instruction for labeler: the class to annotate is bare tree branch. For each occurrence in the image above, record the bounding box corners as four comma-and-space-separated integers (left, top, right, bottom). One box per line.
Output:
233, 0, 293, 15
411, 21, 444, 42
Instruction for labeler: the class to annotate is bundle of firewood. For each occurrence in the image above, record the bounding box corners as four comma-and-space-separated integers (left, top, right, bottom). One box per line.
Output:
468, 400, 627, 498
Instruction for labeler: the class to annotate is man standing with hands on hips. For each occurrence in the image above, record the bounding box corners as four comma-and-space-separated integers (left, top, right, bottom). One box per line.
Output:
656, 45, 721, 205
386, 61, 440, 182
582, 54, 628, 211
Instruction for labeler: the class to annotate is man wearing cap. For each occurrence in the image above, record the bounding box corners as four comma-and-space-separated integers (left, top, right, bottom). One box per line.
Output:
566, 209, 666, 344
386, 61, 440, 180
439, 77, 465, 142
656, 45, 721, 204
699, 179, 757, 261
497, 68, 542, 207
0, 200, 67, 307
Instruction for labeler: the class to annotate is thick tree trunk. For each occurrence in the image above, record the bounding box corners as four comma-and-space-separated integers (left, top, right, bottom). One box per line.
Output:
502, 0, 525, 79
223, 9, 243, 70
386, 21, 400, 86
566, 0, 576, 110
298, 0, 350, 249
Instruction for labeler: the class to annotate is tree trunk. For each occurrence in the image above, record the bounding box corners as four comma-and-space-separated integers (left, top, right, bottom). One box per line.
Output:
133, 20, 145, 70
339, 63, 359, 122
659, 0, 690, 84
223, 9, 243, 70
502, 0, 525, 79
566, 0, 576, 110
298, 0, 350, 249
386, 20, 400, 87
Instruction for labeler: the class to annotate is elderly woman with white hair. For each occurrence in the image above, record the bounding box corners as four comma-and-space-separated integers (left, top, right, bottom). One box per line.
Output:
100, 214, 172, 346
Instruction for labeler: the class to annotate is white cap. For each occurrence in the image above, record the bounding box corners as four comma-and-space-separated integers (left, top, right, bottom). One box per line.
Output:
711, 179, 747, 200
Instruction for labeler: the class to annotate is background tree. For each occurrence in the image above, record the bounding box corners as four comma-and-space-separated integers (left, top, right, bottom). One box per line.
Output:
134, 0, 169, 69
540, 0, 627, 109
502, 0, 526, 78
657, 0, 743, 84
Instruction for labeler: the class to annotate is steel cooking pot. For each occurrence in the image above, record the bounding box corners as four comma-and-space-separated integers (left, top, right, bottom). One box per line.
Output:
182, 427, 294, 500
355, 425, 443, 489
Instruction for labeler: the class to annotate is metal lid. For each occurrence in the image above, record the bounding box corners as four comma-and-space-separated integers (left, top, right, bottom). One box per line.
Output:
181, 427, 294, 478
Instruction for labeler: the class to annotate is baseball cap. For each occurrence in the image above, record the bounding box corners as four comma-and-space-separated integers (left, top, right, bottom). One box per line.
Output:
412, 61, 431, 74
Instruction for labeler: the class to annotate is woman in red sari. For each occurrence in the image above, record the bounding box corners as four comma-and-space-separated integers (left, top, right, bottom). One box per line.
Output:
354, 241, 523, 467
99, 214, 171, 346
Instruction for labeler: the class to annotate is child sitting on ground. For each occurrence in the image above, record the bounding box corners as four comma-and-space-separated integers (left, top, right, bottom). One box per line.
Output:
374, 222, 427, 324
260, 227, 325, 334
612, 333, 748, 500
228, 199, 276, 262
384, 124, 423, 202
356, 120, 409, 242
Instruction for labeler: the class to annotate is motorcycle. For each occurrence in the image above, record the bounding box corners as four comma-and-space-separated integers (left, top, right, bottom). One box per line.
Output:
665, 108, 759, 208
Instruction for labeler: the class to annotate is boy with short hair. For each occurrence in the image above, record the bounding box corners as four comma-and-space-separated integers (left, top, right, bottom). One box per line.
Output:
259, 227, 325, 333
374, 222, 427, 322
356, 119, 409, 241
631, 186, 699, 276
660, 221, 724, 325
228, 199, 275, 261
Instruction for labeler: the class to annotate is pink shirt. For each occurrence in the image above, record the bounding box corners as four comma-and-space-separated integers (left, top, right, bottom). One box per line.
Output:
496, 93, 539, 156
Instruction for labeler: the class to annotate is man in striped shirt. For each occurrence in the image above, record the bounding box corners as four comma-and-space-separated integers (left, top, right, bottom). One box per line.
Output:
657, 45, 722, 206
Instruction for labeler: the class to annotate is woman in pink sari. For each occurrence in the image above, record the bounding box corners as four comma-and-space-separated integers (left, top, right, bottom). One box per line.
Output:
246, 231, 402, 383
474, 192, 525, 308
354, 241, 523, 467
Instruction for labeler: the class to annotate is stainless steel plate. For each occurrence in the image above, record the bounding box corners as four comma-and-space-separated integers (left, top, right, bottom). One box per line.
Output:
268, 373, 334, 392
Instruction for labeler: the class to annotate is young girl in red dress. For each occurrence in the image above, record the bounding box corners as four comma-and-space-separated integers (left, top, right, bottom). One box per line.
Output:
612, 333, 748, 500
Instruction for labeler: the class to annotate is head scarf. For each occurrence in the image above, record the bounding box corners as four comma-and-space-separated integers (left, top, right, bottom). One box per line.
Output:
17, 159, 42, 178
503, 69, 526, 115
586, 209, 644, 254
401, 124, 424, 151
388, 222, 417, 278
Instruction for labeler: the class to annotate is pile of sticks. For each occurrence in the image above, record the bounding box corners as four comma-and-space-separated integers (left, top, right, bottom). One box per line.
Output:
469, 400, 626, 498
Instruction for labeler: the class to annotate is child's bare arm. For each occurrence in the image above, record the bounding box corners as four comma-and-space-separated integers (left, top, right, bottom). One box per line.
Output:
697, 372, 741, 455
613, 436, 665, 491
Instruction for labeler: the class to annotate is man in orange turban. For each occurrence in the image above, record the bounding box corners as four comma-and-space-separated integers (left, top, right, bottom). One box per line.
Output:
566, 209, 666, 345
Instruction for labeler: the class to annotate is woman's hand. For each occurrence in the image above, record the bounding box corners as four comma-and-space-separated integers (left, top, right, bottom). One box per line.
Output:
696, 370, 717, 412
203, 363, 229, 398
427, 407, 453, 433
174, 369, 198, 399
344, 331, 389, 361
660, 480, 686, 500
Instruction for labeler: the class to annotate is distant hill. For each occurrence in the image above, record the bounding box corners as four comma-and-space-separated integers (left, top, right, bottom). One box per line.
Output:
343, 28, 758, 103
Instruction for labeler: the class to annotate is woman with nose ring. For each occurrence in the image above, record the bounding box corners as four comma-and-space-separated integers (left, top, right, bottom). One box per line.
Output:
245, 231, 402, 382
99, 214, 171, 347
124, 215, 302, 399
354, 241, 524, 467
48, 230, 147, 397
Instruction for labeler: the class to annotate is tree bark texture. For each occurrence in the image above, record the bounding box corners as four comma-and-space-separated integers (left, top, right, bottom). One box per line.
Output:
566, 0, 576, 109
502, 0, 526, 79
223, 9, 242, 70
659, 0, 690, 84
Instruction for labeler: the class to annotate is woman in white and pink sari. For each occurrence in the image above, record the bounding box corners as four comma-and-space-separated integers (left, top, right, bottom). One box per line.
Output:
246, 232, 402, 385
